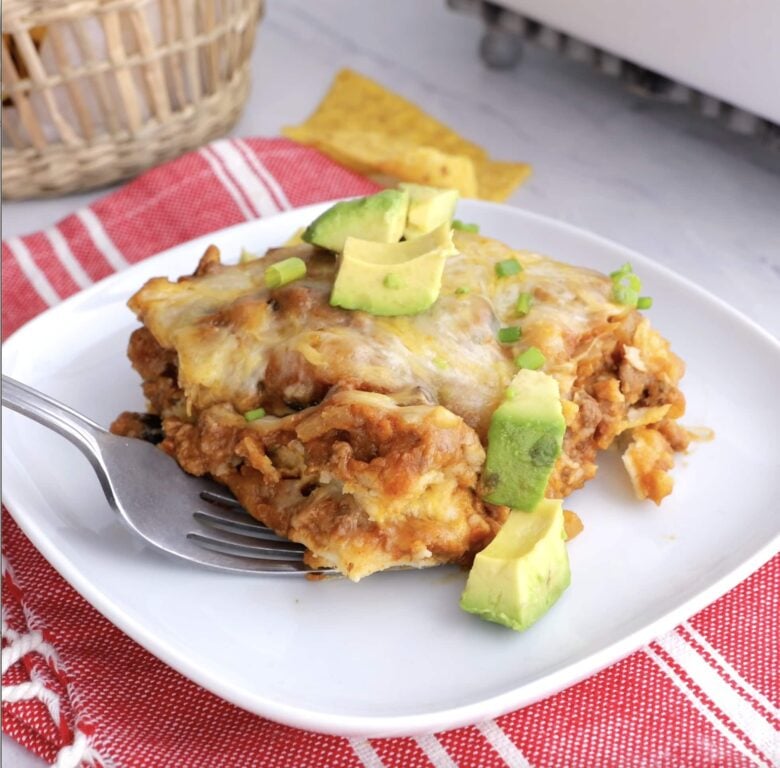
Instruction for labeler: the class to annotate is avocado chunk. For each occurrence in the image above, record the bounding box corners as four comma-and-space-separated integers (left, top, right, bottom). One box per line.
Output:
330, 223, 457, 316
481, 369, 565, 511
398, 183, 459, 240
461, 498, 571, 632
302, 190, 409, 252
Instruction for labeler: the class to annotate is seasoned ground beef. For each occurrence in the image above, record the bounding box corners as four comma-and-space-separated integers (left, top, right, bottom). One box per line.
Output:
112, 233, 688, 578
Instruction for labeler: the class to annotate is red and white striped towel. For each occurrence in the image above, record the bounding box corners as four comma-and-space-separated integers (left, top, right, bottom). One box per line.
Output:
2, 138, 778, 768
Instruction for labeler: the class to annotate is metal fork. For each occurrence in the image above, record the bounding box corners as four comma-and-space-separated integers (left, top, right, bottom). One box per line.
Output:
2, 375, 331, 575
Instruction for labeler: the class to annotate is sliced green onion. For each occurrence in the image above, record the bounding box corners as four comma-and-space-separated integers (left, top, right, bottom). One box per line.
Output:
452, 220, 480, 233
264, 257, 307, 289
244, 407, 266, 422
515, 347, 546, 370
383, 272, 403, 289
609, 262, 646, 308
498, 326, 522, 344
495, 258, 522, 278
433, 356, 449, 370
637, 296, 653, 310
515, 291, 533, 316
455, 286, 471, 295
624, 273, 642, 291
612, 284, 639, 307
609, 262, 633, 280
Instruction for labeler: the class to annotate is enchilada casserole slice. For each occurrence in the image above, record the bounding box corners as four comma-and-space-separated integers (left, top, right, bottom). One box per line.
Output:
112, 231, 688, 580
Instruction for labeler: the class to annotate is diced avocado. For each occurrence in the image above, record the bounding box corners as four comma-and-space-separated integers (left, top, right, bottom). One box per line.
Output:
398, 183, 459, 240
330, 223, 457, 316
302, 190, 409, 252
460, 498, 571, 632
481, 369, 565, 511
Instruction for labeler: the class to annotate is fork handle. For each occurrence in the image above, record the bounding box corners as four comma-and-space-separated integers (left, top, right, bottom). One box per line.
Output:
2, 375, 108, 464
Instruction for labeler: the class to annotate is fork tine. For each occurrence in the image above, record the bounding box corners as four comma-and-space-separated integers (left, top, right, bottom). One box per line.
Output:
184, 546, 327, 574
3, 377, 338, 576
198, 491, 292, 542
187, 531, 333, 573
200, 488, 244, 509
193, 509, 292, 543
192, 519, 306, 553
187, 528, 308, 560
195, 487, 334, 573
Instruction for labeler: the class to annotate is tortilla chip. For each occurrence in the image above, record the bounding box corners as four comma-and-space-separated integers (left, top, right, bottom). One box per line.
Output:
284, 70, 486, 159
285, 131, 479, 196
377, 146, 478, 197
283, 69, 530, 201
476, 159, 533, 202
285, 128, 411, 176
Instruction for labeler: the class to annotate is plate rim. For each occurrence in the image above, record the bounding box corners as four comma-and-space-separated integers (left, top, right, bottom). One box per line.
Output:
3, 199, 779, 737
5, 198, 780, 359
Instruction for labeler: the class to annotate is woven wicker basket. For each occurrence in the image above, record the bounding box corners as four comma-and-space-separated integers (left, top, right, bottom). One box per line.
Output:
2, 0, 263, 199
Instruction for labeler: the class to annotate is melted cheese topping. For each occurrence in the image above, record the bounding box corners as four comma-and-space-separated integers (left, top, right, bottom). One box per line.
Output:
128, 233, 624, 437
119, 230, 689, 578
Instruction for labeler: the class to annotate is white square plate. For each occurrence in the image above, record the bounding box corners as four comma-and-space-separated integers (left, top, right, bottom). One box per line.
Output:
3, 201, 779, 737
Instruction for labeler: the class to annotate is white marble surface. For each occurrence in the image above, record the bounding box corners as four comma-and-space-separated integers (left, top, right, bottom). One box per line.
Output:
2, 1, 779, 765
